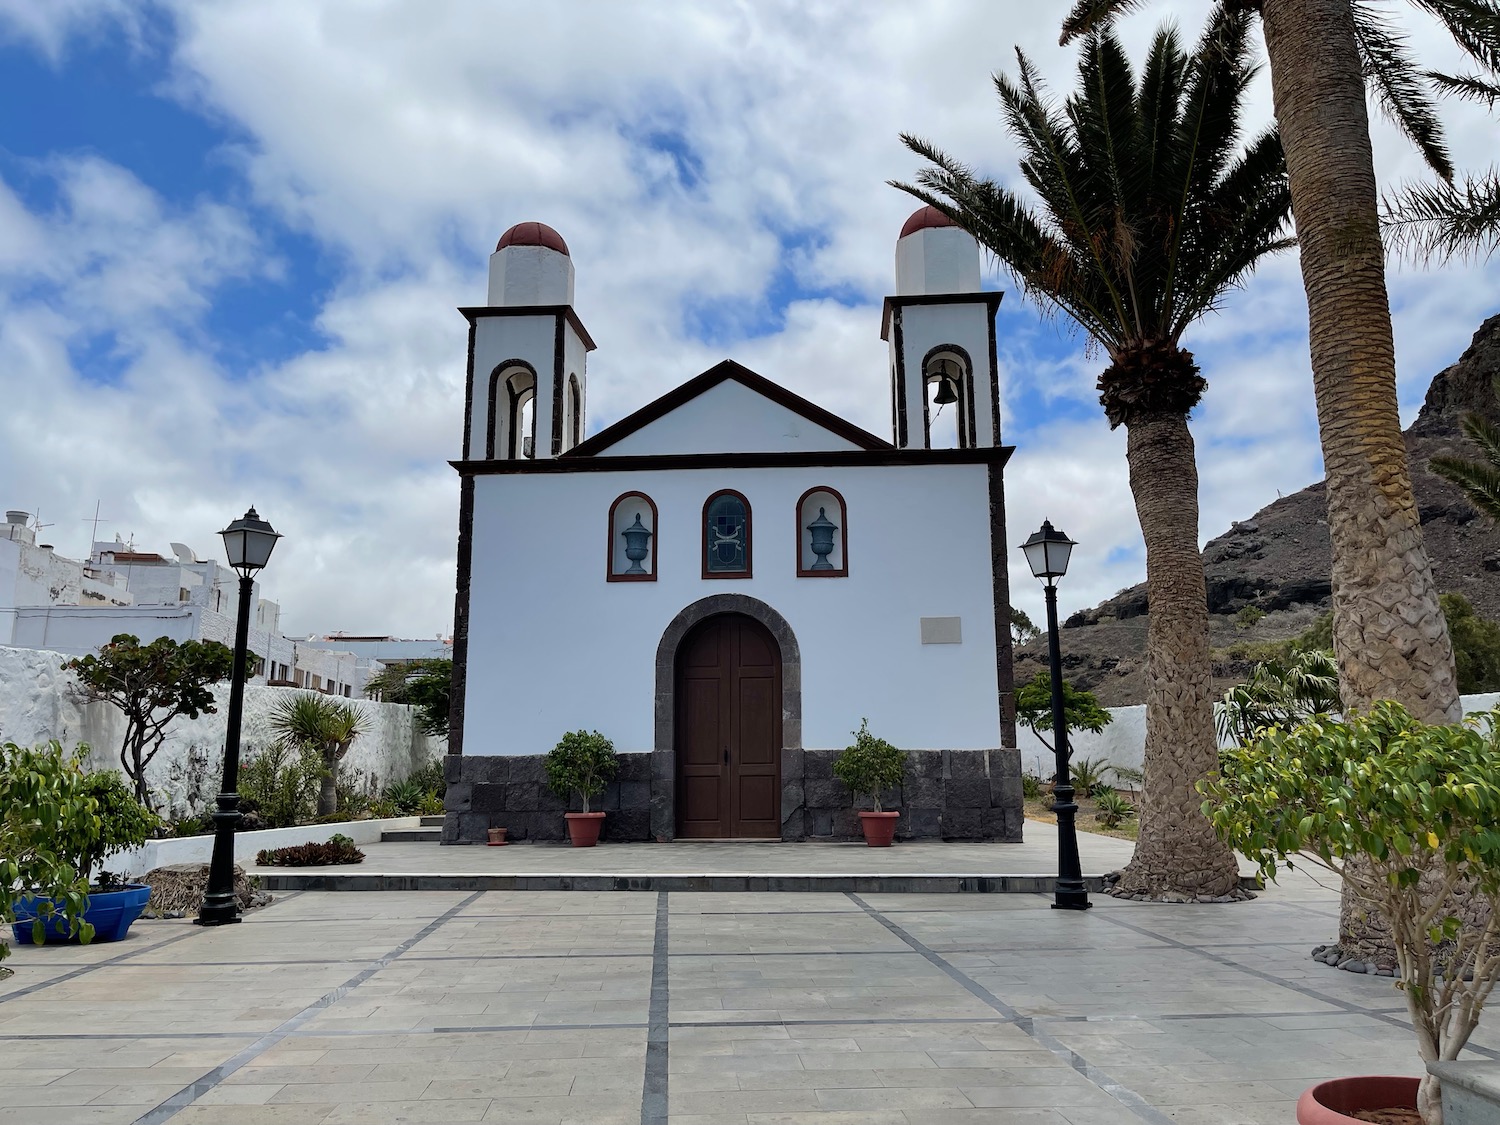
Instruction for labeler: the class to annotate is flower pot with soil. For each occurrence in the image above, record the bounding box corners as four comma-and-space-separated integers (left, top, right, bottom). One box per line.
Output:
544, 729, 618, 848
487, 827, 508, 846
1296, 1076, 1422, 1125
1202, 703, 1500, 1125
832, 720, 906, 847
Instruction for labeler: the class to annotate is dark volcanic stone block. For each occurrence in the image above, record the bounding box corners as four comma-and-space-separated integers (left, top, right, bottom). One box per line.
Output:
804, 776, 844, 808
441, 812, 462, 844
946, 778, 991, 810
831, 807, 861, 838
803, 749, 836, 780
444, 783, 473, 813
537, 784, 567, 813
942, 807, 983, 840
470, 783, 504, 814
905, 776, 942, 808
981, 806, 1011, 840
597, 783, 621, 813
505, 782, 538, 813
458, 812, 489, 843
617, 752, 652, 784
619, 781, 651, 811
781, 747, 805, 781
602, 809, 650, 841
948, 749, 988, 779
809, 809, 833, 837
781, 807, 806, 841
530, 812, 566, 842
443, 754, 463, 784
507, 755, 546, 785
909, 750, 944, 779
906, 807, 941, 838
990, 775, 1024, 810
780, 780, 804, 814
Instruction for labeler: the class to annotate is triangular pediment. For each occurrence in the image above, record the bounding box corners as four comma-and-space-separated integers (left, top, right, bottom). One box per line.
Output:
568, 360, 892, 458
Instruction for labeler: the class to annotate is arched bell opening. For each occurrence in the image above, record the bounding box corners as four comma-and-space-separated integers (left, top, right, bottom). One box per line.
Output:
921, 344, 976, 450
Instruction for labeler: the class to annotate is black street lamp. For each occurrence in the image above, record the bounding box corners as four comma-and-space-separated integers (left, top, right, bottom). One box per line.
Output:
197, 506, 281, 927
1020, 520, 1091, 911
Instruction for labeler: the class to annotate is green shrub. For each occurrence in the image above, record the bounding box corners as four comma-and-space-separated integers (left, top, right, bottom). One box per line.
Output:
256, 834, 365, 867
1094, 791, 1135, 828
1201, 702, 1500, 1119
335, 766, 374, 818
544, 730, 618, 813
239, 741, 321, 828
1068, 757, 1111, 797
1021, 772, 1044, 800
71, 770, 160, 885
1, 741, 98, 962
406, 759, 446, 798
368, 797, 399, 818
382, 779, 426, 814
1014, 674, 1112, 753
1108, 763, 1145, 790
1234, 605, 1266, 632
832, 720, 906, 812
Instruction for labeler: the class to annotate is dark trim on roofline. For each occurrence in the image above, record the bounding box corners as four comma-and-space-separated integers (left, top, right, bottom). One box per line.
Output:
448, 474, 475, 755
988, 307, 1001, 446
988, 462, 1017, 751
462, 319, 477, 461
458, 304, 597, 352
452, 446, 1013, 476
550, 313, 565, 457
892, 312, 909, 448
566, 359, 894, 459
879, 291, 1003, 343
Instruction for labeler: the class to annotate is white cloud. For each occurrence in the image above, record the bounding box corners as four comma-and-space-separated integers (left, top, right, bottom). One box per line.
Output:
0, 0, 1495, 640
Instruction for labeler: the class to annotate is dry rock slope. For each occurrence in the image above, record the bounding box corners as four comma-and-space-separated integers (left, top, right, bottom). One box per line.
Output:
1015, 312, 1500, 707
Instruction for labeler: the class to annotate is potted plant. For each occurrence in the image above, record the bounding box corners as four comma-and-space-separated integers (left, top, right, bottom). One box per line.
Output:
833, 720, 906, 847
4, 742, 160, 952
1201, 702, 1500, 1125
544, 730, 618, 847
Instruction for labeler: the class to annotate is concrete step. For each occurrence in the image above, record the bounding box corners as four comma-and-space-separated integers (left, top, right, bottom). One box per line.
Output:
380, 829, 442, 843
419, 816, 445, 827
257, 871, 1138, 894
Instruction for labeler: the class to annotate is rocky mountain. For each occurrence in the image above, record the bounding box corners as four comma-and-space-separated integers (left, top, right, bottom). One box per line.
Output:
1014, 312, 1500, 707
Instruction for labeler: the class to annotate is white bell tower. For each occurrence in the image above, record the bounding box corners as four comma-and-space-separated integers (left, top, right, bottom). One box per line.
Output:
882, 206, 1003, 450
462, 222, 594, 461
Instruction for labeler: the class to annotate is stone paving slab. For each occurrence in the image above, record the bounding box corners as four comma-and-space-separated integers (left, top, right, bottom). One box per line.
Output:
2, 869, 1496, 1125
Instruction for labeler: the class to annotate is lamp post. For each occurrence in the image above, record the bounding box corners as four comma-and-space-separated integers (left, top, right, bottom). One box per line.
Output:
197, 506, 281, 926
1020, 520, 1091, 911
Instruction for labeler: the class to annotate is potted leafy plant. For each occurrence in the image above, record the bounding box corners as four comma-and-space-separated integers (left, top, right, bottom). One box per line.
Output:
544, 730, 618, 847
4, 742, 160, 951
833, 720, 906, 847
1201, 702, 1500, 1125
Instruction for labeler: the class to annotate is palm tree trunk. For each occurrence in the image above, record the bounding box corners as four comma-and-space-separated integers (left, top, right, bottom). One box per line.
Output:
1260, 0, 1460, 725
318, 757, 338, 818
1113, 412, 1241, 900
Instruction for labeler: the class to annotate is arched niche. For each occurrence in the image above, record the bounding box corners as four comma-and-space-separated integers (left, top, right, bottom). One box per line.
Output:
702, 489, 752, 579
608, 492, 658, 582
485, 359, 539, 460
921, 343, 976, 450
796, 486, 848, 577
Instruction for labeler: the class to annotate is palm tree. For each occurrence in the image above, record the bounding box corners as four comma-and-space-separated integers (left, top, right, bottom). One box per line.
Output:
893, 9, 1292, 899
269, 692, 370, 817
1060, 0, 1500, 733
1217, 649, 1343, 746
1430, 377, 1500, 519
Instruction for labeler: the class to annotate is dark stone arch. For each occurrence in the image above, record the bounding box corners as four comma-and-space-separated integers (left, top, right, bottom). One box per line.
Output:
651, 594, 802, 840
485, 358, 539, 459
919, 342, 978, 449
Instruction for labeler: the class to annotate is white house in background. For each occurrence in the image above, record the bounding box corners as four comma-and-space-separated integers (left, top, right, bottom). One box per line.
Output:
0, 517, 375, 697
444, 211, 1024, 845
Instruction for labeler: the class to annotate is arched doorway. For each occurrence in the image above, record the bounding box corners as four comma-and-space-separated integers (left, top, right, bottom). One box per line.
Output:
674, 614, 782, 838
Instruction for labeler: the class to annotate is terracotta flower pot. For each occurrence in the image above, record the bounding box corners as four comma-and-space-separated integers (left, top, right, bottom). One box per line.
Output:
487, 827, 507, 846
858, 810, 900, 847
1296, 1076, 1421, 1125
564, 811, 606, 847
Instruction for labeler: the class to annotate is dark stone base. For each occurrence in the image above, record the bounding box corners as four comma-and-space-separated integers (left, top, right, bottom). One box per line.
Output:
443, 747, 1023, 845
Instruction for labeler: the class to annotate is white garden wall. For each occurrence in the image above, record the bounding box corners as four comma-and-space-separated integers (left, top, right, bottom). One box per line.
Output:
0, 645, 442, 819
1021, 691, 1500, 782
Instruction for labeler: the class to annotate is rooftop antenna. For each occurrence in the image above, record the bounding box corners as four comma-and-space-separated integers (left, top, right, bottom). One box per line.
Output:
82, 501, 110, 549
30, 509, 54, 536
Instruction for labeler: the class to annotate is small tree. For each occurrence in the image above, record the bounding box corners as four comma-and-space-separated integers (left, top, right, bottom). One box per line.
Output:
1013, 673, 1113, 763
0, 742, 99, 966
1440, 593, 1500, 694
1202, 703, 1500, 1125
364, 658, 451, 738
832, 720, 906, 812
269, 693, 370, 817
68, 770, 161, 886
1007, 605, 1040, 648
65, 634, 240, 811
544, 730, 618, 813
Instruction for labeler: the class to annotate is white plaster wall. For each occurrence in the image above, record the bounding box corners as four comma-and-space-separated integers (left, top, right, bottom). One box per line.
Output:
895, 227, 982, 296
564, 328, 589, 450
597, 380, 865, 456
897, 302, 998, 450
464, 461, 1003, 755
114, 816, 420, 876
1024, 692, 1500, 783
0, 646, 440, 820
470, 314, 556, 458
487, 245, 574, 307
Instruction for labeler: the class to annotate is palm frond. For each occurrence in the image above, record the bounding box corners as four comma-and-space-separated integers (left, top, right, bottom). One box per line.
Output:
1354, 2, 1455, 180
1059, 0, 1149, 44
1409, 0, 1500, 76
1383, 169, 1500, 261
1426, 70, 1500, 103
1430, 454, 1500, 520
1460, 409, 1500, 463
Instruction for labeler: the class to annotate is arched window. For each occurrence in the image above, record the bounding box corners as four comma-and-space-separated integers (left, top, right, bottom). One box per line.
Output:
921, 345, 975, 450
703, 490, 751, 579
485, 360, 539, 460
608, 492, 657, 582
568, 374, 582, 450
796, 486, 848, 577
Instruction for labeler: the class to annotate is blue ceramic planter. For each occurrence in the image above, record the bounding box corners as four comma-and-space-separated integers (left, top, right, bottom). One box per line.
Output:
11, 884, 151, 945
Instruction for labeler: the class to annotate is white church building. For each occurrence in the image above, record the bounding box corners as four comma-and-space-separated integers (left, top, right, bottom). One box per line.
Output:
442, 210, 1024, 844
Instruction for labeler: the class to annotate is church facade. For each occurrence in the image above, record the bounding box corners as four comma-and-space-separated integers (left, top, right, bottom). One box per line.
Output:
442, 209, 1023, 844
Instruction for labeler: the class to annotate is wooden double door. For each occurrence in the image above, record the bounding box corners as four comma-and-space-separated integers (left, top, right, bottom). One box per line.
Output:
675, 614, 782, 838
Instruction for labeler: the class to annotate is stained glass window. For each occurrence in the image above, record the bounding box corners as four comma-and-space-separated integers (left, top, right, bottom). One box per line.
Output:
704, 492, 749, 575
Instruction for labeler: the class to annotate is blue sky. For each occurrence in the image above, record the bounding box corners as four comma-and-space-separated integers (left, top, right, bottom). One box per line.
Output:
1, 1, 1495, 637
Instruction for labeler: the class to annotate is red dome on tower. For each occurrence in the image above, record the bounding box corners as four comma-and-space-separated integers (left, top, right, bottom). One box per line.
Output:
899, 205, 958, 239
496, 222, 570, 256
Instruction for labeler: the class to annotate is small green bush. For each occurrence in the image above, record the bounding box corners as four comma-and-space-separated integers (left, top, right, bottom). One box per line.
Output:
1068, 757, 1111, 797
406, 759, 446, 798
256, 834, 365, 867
832, 720, 906, 812
1021, 772, 1043, 800
1094, 791, 1135, 828
382, 779, 426, 814
544, 730, 618, 813
239, 742, 321, 828
72, 770, 161, 885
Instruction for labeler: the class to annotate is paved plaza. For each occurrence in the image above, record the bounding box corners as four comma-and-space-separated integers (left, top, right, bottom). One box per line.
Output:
3, 864, 1498, 1125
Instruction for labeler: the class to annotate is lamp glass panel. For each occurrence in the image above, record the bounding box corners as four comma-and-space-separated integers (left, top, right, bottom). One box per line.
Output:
221, 529, 249, 569
1022, 539, 1051, 578
1044, 537, 1073, 577
243, 530, 278, 569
